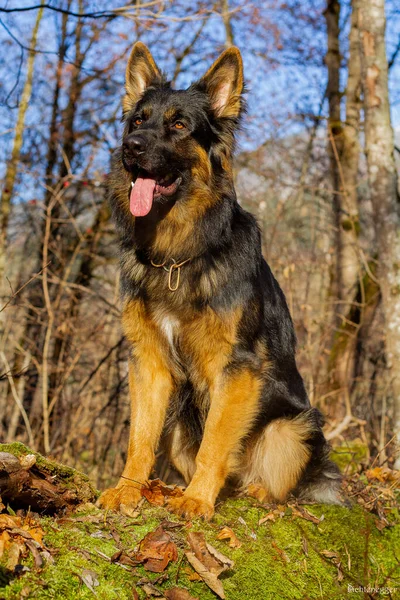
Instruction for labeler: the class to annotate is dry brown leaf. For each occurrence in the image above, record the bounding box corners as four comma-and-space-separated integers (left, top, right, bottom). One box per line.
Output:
164, 587, 199, 600
25, 526, 44, 546
301, 536, 308, 557
292, 507, 322, 525
366, 467, 399, 482
185, 551, 225, 599
25, 540, 44, 569
0, 514, 21, 530
80, 569, 99, 595
374, 518, 388, 531
141, 479, 184, 507
258, 512, 276, 525
185, 532, 233, 599
142, 582, 163, 596
135, 525, 178, 573
321, 549, 344, 582
6, 541, 24, 570
217, 526, 242, 548
188, 571, 202, 582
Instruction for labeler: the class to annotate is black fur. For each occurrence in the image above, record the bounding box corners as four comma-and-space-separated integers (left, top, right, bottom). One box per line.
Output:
108, 45, 342, 505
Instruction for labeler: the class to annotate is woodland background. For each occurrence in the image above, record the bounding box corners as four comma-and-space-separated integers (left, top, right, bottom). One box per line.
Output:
0, 0, 400, 491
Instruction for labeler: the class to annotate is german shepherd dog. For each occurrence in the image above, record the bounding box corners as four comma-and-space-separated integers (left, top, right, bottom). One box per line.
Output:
99, 43, 341, 519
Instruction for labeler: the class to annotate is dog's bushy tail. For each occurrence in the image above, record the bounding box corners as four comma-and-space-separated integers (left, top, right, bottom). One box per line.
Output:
241, 408, 343, 504
292, 408, 343, 505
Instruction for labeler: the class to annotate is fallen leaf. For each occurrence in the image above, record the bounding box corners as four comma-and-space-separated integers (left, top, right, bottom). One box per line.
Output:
188, 571, 202, 582
141, 479, 184, 506
292, 507, 322, 525
81, 569, 99, 595
185, 532, 234, 599
165, 587, 199, 600
26, 526, 44, 546
160, 520, 185, 530
217, 526, 242, 548
25, 540, 43, 569
258, 512, 276, 525
374, 518, 388, 531
301, 536, 308, 557
142, 582, 163, 596
135, 525, 178, 573
366, 467, 399, 482
321, 549, 344, 582
0, 514, 21, 530
6, 541, 24, 570
91, 530, 112, 539
111, 549, 139, 567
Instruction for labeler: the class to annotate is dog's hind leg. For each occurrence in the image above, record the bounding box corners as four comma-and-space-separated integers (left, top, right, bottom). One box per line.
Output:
165, 423, 197, 485
240, 409, 342, 504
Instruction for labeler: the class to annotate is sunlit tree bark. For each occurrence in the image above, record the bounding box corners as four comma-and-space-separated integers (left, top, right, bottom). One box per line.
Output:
0, 1, 44, 290
359, 0, 400, 466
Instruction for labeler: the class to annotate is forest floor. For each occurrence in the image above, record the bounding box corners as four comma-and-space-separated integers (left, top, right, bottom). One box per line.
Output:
0, 442, 399, 600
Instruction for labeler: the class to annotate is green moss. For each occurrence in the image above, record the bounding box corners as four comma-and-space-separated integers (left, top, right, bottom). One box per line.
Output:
1, 447, 398, 598
1, 500, 398, 600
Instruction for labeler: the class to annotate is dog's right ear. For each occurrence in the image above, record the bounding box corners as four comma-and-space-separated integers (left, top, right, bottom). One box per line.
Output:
123, 42, 163, 113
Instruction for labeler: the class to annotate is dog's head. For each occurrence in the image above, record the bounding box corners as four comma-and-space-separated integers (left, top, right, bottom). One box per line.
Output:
120, 42, 244, 218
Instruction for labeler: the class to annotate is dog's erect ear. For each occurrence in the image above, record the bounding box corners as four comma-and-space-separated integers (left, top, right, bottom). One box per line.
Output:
196, 47, 244, 118
123, 42, 162, 112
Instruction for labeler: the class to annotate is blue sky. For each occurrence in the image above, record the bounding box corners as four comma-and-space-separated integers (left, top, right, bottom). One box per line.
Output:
0, 0, 399, 188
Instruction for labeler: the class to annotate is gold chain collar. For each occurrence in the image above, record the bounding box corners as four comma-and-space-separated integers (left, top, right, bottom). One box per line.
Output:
150, 257, 192, 291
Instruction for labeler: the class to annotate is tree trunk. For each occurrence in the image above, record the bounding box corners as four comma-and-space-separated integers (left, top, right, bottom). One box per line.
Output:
327, 0, 363, 416
340, 0, 362, 301
324, 0, 343, 304
0, 1, 44, 290
358, 0, 400, 467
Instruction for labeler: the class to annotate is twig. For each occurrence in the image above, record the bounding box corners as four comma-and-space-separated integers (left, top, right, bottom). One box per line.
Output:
0, 262, 51, 313
0, 350, 35, 448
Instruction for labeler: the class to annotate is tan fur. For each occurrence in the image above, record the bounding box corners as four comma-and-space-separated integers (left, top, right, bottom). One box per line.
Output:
116, 300, 173, 489
177, 369, 262, 517
166, 424, 197, 484
123, 42, 162, 113
241, 412, 316, 502
180, 306, 241, 399
199, 47, 243, 119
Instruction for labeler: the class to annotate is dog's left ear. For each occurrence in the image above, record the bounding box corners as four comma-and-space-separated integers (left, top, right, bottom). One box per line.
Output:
196, 47, 244, 118
123, 42, 163, 113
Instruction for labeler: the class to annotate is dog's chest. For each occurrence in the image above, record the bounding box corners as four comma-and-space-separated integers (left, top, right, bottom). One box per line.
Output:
160, 314, 179, 348
154, 312, 180, 353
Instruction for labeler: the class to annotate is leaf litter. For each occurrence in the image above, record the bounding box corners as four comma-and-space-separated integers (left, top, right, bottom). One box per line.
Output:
185, 531, 234, 599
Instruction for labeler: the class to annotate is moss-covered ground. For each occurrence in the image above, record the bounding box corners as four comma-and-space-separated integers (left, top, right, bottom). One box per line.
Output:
0, 444, 399, 599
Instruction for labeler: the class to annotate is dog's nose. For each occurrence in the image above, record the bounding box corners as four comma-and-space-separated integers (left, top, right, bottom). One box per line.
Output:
123, 134, 145, 157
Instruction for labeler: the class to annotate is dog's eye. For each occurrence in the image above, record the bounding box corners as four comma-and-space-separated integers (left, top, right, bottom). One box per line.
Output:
134, 118, 143, 126
173, 121, 185, 130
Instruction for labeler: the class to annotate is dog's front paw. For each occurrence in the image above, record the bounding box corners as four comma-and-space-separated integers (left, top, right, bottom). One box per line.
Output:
167, 495, 214, 520
98, 484, 142, 516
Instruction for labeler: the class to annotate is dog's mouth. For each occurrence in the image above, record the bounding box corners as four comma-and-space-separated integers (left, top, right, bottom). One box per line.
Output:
128, 169, 182, 217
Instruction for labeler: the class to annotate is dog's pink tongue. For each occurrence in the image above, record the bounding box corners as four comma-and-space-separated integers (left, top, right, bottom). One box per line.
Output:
129, 177, 156, 217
